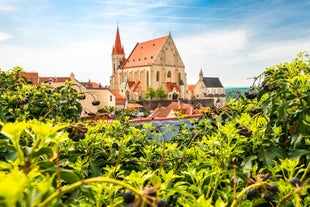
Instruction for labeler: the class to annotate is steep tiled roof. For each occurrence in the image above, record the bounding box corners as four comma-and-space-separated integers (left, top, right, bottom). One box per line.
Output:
151, 105, 171, 118
188, 85, 196, 91
80, 81, 102, 88
150, 101, 195, 118
111, 89, 126, 105
122, 35, 168, 68
203, 77, 223, 88
21, 72, 39, 84
39, 77, 71, 84
112, 26, 125, 55
127, 81, 136, 88
166, 82, 180, 92
133, 81, 141, 92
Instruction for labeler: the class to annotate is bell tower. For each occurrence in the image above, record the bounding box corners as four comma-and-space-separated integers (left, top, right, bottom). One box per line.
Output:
110, 26, 125, 90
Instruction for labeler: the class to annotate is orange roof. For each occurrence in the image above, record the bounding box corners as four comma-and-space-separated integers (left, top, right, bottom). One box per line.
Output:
133, 81, 141, 92
151, 105, 172, 118
112, 26, 125, 55
21, 72, 39, 84
127, 103, 144, 109
188, 85, 196, 91
150, 101, 196, 118
80, 81, 102, 88
127, 81, 136, 88
123, 35, 169, 68
166, 82, 180, 92
111, 89, 126, 105
39, 76, 71, 84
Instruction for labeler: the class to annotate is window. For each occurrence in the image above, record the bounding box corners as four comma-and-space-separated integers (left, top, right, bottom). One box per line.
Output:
156, 71, 160, 82
178, 72, 181, 82
167, 71, 171, 78
147, 71, 149, 86
110, 95, 112, 102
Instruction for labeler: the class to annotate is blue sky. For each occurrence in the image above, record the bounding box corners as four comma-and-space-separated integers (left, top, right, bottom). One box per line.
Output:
0, 0, 309, 87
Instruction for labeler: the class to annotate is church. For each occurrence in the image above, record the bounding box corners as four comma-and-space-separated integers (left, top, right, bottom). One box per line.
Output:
110, 27, 187, 101
109, 26, 225, 106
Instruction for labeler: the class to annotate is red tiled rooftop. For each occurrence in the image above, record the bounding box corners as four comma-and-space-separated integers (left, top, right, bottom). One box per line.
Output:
188, 85, 196, 91
166, 82, 180, 92
111, 89, 126, 105
39, 77, 71, 84
123, 35, 168, 68
81, 81, 102, 88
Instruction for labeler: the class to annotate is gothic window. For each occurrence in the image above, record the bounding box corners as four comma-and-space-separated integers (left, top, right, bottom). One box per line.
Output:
110, 95, 112, 102
178, 72, 181, 82
156, 71, 160, 82
167, 71, 171, 78
147, 71, 149, 86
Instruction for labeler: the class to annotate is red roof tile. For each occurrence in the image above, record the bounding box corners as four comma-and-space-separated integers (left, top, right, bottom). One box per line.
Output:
39, 77, 71, 84
111, 89, 126, 105
123, 35, 169, 68
188, 85, 196, 91
80, 81, 102, 88
133, 81, 141, 92
112, 26, 125, 55
21, 72, 39, 84
166, 82, 180, 92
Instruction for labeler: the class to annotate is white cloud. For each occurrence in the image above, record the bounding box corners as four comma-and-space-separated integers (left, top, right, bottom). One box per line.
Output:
0, 32, 11, 41
0, 1, 16, 12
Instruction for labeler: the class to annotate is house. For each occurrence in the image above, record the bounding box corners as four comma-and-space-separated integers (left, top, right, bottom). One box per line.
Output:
188, 70, 226, 107
148, 99, 205, 118
21, 72, 126, 117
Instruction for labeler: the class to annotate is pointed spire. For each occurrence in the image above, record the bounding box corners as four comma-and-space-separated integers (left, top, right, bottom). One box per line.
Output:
112, 26, 125, 55
199, 69, 203, 81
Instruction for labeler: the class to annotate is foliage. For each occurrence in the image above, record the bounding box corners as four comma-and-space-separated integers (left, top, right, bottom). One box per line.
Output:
156, 86, 168, 99
0, 67, 83, 122
145, 87, 157, 100
145, 86, 168, 100
0, 52, 309, 206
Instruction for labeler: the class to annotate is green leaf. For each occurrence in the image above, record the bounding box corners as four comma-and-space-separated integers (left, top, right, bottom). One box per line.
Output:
32, 147, 54, 159
215, 197, 227, 207
289, 149, 310, 159
60, 169, 83, 184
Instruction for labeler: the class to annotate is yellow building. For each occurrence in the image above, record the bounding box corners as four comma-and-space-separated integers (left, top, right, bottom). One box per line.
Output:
110, 27, 187, 101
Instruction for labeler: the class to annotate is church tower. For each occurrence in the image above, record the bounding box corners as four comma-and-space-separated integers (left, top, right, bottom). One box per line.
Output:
110, 26, 125, 90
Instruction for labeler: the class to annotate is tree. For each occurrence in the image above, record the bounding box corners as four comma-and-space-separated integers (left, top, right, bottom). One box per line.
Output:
156, 86, 168, 99
144, 87, 156, 100
0, 67, 83, 122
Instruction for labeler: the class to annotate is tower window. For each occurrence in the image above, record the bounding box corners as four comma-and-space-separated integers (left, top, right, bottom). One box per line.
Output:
156, 71, 160, 82
167, 71, 171, 78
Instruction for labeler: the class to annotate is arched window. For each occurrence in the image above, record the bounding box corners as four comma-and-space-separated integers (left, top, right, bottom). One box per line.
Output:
167, 71, 171, 78
178, 72, 181, 82
156, 71, 160, 82
147, 71, 149, 86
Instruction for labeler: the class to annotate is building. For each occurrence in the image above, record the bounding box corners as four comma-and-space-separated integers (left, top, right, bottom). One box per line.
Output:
188, 70, 226, 107
110, 27, 187, 101
21, 72, 125, 117
109, 26, 225, 107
